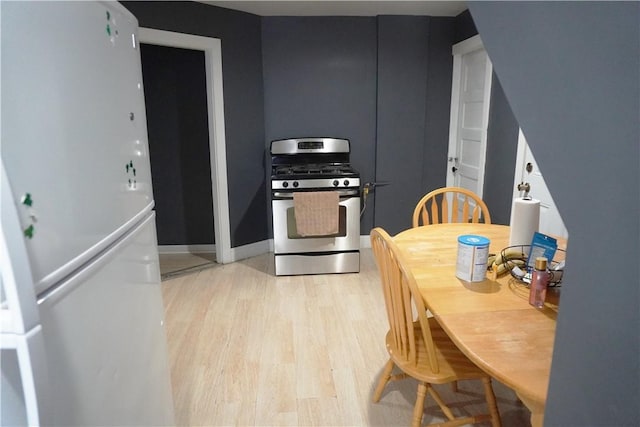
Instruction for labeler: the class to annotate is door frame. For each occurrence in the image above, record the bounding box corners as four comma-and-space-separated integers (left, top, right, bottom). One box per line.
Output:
446, 34, 492, 198
512, 128, 528, 201
138, 28, 232, 264
512, 128, 568, 238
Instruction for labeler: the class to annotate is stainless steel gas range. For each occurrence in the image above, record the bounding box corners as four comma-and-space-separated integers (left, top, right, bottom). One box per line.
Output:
270, 137, 360, 276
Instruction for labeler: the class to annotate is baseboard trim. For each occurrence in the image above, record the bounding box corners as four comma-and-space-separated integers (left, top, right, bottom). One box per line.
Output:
157, 244, 215, 254
158, 236, 370, 261
229, 239, 272, 262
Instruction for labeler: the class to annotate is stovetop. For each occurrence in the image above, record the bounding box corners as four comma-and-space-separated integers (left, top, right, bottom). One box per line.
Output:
272, 163, 358, 178
270, 137, 360, 190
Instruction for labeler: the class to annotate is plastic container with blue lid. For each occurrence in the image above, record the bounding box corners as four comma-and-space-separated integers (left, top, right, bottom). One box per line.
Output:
456, 235, 490, 282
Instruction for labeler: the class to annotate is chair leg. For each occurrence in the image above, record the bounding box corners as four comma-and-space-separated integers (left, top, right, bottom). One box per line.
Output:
412, 381, 427, 427
427, 385, 456, 421
451, 381, 458, 393
481, 377, 502, 427
372, 358, 395, 403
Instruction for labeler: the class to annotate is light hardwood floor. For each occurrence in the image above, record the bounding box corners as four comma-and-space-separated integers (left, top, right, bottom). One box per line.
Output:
159, 250, 532, 426
159, 252, 216, 279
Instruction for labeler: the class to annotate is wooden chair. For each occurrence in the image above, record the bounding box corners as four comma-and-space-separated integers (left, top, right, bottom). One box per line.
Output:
412, 187, 491, 227
370, 227, 501, 427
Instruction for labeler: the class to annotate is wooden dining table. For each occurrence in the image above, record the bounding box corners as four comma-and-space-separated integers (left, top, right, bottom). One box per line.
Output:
393, 223, 564, 427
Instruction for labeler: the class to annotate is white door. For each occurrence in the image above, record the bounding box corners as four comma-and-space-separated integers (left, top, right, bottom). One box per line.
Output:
446, 35, 492, 203
513, 129, 568, 238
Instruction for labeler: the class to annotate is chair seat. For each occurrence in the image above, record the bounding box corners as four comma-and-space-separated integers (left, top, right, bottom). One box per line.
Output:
386, 318, 489, 385
370, 227, 501, 427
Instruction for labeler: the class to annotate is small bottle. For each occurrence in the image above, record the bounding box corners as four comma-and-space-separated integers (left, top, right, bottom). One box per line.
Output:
529, 257, 549, 308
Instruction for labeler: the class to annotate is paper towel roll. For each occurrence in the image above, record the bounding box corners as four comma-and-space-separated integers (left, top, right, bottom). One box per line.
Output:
509, 197, 540, 246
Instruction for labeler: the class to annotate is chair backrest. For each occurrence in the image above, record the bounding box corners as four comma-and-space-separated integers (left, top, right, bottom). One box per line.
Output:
412, 186, 491, 227
370, 227, 440, 373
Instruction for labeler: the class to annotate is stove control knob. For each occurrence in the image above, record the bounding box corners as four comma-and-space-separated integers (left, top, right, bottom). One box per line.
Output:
343, 180, 350, 187
282, 181, 288, 188
333, 180, 339, 187
293, 181, 299, 188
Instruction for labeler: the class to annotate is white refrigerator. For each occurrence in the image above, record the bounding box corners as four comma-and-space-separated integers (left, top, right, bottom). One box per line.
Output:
1, 2, 175, 425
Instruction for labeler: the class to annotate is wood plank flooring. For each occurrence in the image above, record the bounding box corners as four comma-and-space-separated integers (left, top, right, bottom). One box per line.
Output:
159, 252, 216, 279
160, 250, 532, 426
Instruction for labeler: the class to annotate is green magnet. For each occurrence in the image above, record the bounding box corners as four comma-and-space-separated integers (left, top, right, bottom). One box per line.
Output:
106, 11, 111, 21
106, 25, 111, 36
21, 193, 33, 207
24, 225, 34, 239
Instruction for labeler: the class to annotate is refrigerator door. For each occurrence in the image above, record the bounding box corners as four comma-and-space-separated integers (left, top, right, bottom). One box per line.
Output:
37, 213, 174, 426
1, 1, 154, 294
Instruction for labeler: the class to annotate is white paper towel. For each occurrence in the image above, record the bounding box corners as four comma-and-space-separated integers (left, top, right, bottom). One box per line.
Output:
509, 197, 540, 246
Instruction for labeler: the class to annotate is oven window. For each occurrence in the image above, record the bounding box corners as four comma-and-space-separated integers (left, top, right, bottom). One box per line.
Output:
286, 206, 347, 238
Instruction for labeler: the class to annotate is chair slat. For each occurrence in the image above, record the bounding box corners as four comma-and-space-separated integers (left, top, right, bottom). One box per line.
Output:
430, 198, 439, 224
442, 195, 451, 223
461, 196, 470, 222
412, 187, 491, 227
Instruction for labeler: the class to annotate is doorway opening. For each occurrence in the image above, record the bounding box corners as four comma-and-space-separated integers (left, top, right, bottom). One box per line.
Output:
138, 28, 231, 272
141, 44, 215, 278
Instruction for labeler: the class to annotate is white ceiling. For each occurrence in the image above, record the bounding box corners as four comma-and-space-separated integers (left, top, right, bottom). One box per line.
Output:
199, 1, 468, 17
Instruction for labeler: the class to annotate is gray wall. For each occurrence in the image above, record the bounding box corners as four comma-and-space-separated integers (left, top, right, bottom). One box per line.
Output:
260, 15, 467, 236
484, 75, 519, 225
123, 1, 521, 246
261, 16, 378, 232
122, 1, 268, 248
375, 16, 455, 234
469, 1, 639, 424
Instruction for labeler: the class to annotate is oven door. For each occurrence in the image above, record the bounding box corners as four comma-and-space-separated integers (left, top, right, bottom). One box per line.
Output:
272, 188, 360, 254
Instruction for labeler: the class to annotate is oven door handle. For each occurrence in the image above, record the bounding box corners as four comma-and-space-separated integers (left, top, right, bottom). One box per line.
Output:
273, 189, 360, 199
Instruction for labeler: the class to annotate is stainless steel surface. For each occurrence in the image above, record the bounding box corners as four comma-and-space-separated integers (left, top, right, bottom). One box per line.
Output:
270, 137, 350, 155
272, 196, 360, 255
274, 252, 360, 276
272, 178, 360, 190
270, 136, 360, 276
273, 188, 360, 198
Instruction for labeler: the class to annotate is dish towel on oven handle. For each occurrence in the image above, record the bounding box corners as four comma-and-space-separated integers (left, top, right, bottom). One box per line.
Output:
293, 191, 339, 237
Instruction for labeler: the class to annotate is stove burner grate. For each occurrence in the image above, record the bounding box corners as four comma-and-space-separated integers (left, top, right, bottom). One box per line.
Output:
273, 164, 357, 177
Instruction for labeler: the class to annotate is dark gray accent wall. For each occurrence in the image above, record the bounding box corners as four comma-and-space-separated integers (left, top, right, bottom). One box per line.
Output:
122, 1, 268, 247
140, 44, 214, 245
484, 74, 519, 225
261, 16, 378, 232
469, 2, 639, 424
375, 16, 431, 235
454, 9, 478, 44
422, 18, 457, 207
375, 16, 455, 235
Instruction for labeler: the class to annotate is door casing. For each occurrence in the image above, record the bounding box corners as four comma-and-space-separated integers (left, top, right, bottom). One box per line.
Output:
138, 28, 232, 264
